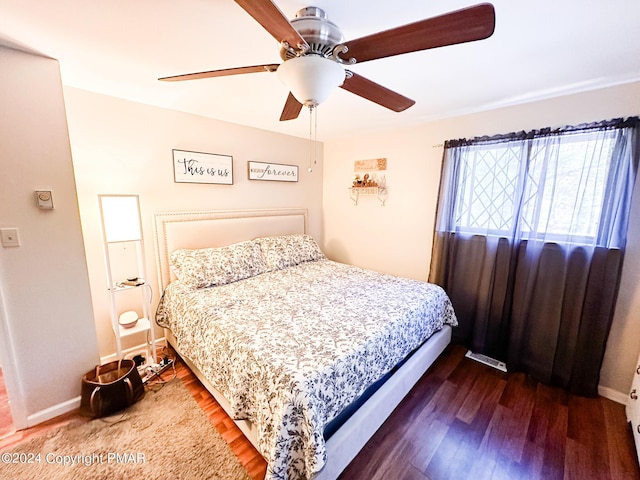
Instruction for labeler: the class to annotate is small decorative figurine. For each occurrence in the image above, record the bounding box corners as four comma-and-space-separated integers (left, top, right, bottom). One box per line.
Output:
352, 173, 378, 188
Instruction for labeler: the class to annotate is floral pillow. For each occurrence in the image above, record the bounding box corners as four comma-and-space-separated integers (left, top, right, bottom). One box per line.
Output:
170, 240, 267, 289
255, 234, 325, 272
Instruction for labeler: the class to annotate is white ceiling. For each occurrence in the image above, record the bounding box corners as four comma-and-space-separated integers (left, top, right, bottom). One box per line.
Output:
2, 0, 640, 140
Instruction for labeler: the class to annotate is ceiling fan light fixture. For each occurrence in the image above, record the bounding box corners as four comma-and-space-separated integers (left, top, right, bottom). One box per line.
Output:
277, 55, 345, 107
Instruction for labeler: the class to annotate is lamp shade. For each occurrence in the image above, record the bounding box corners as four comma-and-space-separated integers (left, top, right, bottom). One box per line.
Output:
277, 55, 345, 107
99, 195, 142, 242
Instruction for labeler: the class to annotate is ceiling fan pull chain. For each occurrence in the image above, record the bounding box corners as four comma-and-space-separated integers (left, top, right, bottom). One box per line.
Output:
308, 105, 314, 173
314, 105, 318, 169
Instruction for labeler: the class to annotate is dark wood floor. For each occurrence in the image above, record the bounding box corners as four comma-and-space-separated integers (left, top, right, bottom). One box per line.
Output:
0, 344, 638, 480
340, 344, 640, 480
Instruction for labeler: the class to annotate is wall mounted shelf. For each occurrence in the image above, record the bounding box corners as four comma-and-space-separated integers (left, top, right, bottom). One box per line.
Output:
349, 186, 387, 206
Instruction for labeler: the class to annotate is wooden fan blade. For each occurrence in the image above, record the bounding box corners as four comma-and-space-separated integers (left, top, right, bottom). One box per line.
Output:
280, 93, 304, 121
340, 3, 495, 64
235, 0, 308, 51
158, 64, 279, 82
340, 71, 415, 112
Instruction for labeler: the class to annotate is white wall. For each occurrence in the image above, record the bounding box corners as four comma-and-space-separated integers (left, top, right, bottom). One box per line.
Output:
323, 81, 640, 399
62, 87, 323, 360
0, 47, 98, 424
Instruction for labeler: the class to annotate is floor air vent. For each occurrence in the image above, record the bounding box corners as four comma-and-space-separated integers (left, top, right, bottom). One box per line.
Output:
465, 350, 507, 372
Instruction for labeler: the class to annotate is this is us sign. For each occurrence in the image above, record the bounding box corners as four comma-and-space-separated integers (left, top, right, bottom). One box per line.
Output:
173, 149, 233, 185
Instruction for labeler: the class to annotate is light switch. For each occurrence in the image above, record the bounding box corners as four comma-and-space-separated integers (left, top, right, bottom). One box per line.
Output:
0, 228, 20, 247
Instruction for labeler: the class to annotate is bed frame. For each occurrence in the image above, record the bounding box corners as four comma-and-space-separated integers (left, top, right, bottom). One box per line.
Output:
153, 208, 451, 479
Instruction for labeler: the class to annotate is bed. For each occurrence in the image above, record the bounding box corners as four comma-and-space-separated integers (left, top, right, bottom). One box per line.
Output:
153, 208, 456, 480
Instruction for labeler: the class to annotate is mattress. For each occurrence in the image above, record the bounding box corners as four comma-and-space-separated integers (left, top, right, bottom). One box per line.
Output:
156, 257, 456, 479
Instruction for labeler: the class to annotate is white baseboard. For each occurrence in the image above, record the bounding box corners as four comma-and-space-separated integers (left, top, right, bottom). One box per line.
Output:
24, 336, 169, 429
26, 395, 81, 428
598, 385, 628, 405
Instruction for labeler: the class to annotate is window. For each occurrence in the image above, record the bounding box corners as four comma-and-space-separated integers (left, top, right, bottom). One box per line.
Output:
445, 129, 619, 244
454, 142, 522, 234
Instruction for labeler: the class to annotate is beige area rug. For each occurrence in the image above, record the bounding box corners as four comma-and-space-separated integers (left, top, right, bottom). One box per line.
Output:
0, 379, 251, 480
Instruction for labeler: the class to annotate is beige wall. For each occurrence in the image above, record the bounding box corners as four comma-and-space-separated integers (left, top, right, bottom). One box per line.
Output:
0, 47, 98, 424
38, 80, 640, 401
62, 87, 323, 359
323, 81, 640, 399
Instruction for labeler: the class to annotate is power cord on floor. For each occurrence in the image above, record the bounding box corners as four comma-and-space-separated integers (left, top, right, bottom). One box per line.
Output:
144, 346, 177, 392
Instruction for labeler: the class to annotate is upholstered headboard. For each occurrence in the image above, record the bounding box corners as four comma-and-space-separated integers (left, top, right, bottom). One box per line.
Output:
153, 208, 308, 290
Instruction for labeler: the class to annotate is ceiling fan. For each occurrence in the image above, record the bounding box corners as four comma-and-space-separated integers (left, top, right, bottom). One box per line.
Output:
159, 1, 496, 122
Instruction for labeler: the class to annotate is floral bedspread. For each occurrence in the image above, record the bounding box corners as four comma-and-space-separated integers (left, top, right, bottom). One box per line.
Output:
156, 259, 457, 480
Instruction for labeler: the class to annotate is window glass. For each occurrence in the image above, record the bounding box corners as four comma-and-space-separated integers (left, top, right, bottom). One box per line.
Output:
450, 131, 616, 242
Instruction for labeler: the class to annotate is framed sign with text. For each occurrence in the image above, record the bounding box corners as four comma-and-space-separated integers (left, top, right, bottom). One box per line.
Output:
173, 149, 233, 185
248, 161, 298, 182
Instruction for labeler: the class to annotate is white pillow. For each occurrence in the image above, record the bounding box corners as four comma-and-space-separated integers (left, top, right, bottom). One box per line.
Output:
170, 240, 267, 289
255, 234, 325, 272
